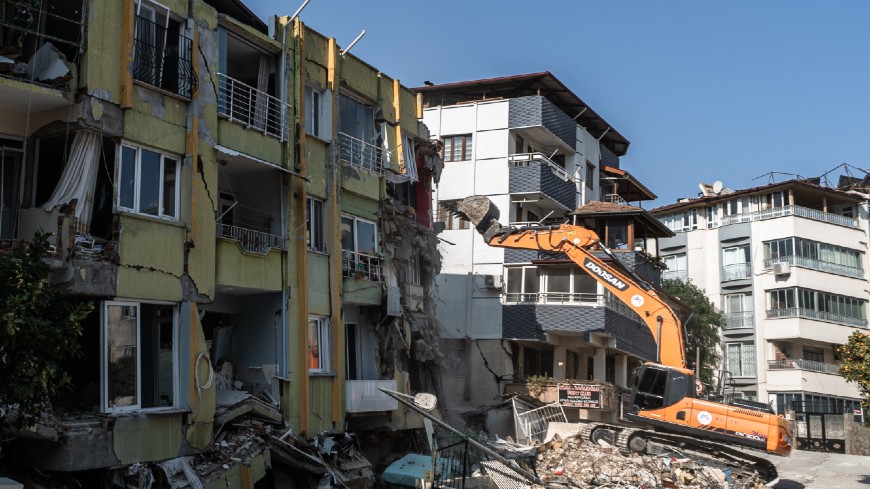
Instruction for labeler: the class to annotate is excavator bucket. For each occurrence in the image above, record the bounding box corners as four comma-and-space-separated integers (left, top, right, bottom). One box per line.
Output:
449, 196, 506, 242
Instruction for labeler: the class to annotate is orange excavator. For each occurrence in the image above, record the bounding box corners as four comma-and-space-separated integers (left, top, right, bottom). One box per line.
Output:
452, 196, 793, 483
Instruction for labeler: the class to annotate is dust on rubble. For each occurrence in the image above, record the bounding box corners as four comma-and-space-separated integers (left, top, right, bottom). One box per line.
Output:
534, 434, 764, 489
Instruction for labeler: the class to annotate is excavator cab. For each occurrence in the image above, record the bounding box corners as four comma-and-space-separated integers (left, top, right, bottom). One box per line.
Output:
627, 364, 695, 415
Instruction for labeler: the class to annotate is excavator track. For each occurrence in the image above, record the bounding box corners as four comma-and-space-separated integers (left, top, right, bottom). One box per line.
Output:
581, 422, 778, 485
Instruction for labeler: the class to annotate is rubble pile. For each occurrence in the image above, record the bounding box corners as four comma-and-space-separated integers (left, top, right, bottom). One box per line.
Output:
535, 434, 763, 489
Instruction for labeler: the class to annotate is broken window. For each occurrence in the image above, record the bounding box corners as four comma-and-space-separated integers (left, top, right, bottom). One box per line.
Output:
304, 86, 332, 140
408, 256, 421, 286
102, 301, 177, 412
306, 197, 324, 252
118, 144, 180, 219
436, 200, 469, 230
442, 134, 472, 162
0, 137, 23, 239
341, 215, 381, 281
308, 316, 330, 373
133, 0, 196, 98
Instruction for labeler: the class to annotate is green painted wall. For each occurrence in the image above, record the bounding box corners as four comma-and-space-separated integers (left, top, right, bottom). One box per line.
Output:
309, 376, 335, 434
217, 120, 285, 166
340, 192, 378, 221
82, 0, 123, 102
305, 140, 329, 198
113, 414, 183, 464
339, 55, 378, 101
342, 277, 381, 305
307, 252, 330, 315
124, 90, 188, 154
215, 240, 284, 291
116, 215, 185, 300
304, 30, 329, 71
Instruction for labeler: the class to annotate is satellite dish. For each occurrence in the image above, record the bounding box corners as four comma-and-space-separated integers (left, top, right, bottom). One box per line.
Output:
712, 181, 724, 194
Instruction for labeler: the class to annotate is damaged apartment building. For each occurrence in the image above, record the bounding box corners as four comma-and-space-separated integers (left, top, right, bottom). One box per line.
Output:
0, 0, 441, 487
415, 73, 675, 430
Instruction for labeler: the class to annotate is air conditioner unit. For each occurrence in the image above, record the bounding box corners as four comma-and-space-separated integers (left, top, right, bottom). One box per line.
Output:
483, 274, 504, 289
773, 262, 791, 275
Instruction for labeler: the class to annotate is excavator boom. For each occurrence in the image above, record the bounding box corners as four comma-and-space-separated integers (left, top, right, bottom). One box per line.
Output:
454, 196, 687, 368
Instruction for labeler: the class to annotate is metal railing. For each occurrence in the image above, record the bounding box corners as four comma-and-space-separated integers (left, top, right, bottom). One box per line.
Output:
133, 16, 197, 98
722, 263, 751, 281
763, 256, 864, 279
504, 292, 602, 304
513, 401, 567, 445
768, 359, 841, 375
345, 379, 398, 413
216, 223, 286, 254
342, 250, 384, 282
603, 194, 630, 205
766, 307, 867, 328
604, 293, 644, 321
508, 218, 565, 228
722, 311, 754, 329
339, 132, 388, 174
662, 270, 688, 282
217, 73, 289, 141
508, 153, 574, 182
0, 0, 85, 52
716, 205, 859, 229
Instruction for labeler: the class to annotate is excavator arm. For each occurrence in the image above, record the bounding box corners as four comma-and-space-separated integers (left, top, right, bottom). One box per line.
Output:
455, 196, 686, 368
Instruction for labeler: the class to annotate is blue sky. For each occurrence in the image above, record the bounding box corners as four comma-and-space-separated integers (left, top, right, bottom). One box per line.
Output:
246, 1, 870, 207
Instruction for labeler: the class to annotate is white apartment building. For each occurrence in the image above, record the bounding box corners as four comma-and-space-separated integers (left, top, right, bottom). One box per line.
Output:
652, 179, 867, 417
415, 73, 673, 421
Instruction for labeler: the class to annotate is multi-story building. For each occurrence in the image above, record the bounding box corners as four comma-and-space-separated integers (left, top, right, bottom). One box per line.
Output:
0, 0, 438, 484
416, 73, 673, 424
652, 179, 867, 417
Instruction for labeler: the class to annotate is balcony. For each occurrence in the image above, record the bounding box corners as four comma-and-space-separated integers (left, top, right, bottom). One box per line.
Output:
508, 153, 576, 210
133, 16, 196, 98
216, 224, 286, 254
768, 359, 841, 375
339, 132, 388, 175
763, 256, 864, 279
722, 311, 754, 330
722, 263, 751, 281
345, 379, 398, 413
661, 270, 688, 282
766, 307, 867, 328
217, 73, 289, 141
342, 250, 384, 282
714, 205, 859, 230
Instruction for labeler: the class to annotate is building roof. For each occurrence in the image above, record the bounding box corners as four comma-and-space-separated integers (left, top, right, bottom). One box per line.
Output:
570, 201, 675, 238
204, 0, 268, 33
651, 178, 865, 215
600, 165, 657, 201
413, 72, 631, 157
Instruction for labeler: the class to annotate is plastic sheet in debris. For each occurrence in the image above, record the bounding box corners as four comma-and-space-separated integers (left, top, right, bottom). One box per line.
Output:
382, 453, 455, 487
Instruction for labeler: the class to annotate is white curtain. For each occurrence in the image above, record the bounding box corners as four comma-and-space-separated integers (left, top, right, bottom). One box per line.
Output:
42, 131, 101, 233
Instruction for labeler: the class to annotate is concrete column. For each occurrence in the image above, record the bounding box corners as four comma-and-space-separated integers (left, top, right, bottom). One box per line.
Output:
593, 348, 606, 381
579, 352, 589, 380
615, 355, 628, 387
553, 345, 567, 380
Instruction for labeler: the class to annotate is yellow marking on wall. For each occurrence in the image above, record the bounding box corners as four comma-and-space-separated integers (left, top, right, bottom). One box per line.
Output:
295, 19, 311, 435
327, 36, 344, 425
119, 0, 134, 108
393, 78, 405, 176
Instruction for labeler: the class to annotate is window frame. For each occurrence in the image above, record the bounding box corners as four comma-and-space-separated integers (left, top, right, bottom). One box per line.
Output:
442, 134, 472, 162
117, 143, 181, 220
340, 214, 379, 255
132, 0, 194, 98
725, 341, 756, 378
304, 86, 333, 141
100, 300, 179, 414
585, 161, 595, 190
307, 315, 331, 374
306, 197, 325, 252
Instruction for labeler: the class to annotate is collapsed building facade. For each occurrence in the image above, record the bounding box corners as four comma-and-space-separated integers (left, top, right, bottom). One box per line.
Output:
414, 73, 674, 429
0, 0, 441, 486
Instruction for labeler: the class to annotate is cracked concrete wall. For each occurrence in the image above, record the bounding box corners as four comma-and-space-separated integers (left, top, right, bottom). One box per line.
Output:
440, 339, 513, 415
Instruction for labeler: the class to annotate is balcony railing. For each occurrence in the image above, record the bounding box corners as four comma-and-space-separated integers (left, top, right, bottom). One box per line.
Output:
217, 73, 289, 141
662, 270, 688, 282
766, 307, 867, 328
722, 311, 754, 329
133, 16, 196, 98
345, 379, 398, 413
339, 132, 388, 175
216, 223, 286, 254
714, 205, 859, 229
508, 153, 574, 182
768, 359, 841, 375
508, 218, 565, 228
763, 256, 864, 279
603, 194, 629, 205
504, 292, 602, 304
342, 250, 384, 282
722, 263, 751, 281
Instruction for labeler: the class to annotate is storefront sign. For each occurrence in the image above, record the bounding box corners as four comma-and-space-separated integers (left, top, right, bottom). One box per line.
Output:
557, 383, 601, 408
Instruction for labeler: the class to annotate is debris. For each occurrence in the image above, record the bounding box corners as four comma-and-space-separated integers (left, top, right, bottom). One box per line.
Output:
26, 42, 71, 84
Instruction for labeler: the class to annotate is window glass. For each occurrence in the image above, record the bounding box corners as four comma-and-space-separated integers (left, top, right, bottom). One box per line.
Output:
106, 304, 139, 409
340, 216, 354, 251
355, 220, 377, 255
162, 157, 177, 218
547, 267, 571, 293
307, 317, 329, 372
306, 198, 324, 251
120, 146, 136, 210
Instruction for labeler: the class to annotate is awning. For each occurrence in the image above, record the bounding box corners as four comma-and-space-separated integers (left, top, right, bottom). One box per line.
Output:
214, 144, 309, 181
